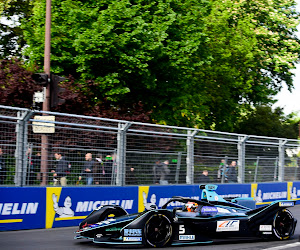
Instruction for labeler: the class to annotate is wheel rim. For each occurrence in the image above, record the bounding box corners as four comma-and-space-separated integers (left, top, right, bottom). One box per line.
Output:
145, 213, 172, 247
273, 209, 294, 239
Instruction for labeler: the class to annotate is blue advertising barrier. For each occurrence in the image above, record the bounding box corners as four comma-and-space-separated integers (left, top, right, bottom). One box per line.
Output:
1, 182, 300, 231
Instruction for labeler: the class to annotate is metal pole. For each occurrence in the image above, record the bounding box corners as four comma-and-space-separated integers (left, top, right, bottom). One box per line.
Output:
254, 156, 259, 183
238, 136, 248, 183
278, 140, 287, 182
40, 0, 51, 186
186, 130, 198, 184
175, 152, 182, 184
116, 122, 131, 186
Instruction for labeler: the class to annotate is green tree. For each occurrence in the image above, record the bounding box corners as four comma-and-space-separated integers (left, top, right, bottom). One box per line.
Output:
22, 0, 211, 127
195, 0, 300, 131
235, 105, 299, 139
2, 0, 299, 131
0, 0, 33, 58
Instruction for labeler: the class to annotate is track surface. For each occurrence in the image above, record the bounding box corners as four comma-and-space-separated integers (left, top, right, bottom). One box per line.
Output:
1, 206, 300, 250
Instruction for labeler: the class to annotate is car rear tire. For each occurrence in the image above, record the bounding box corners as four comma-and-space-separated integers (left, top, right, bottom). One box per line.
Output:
273, 209, 294, 240
144, 213, 173, 247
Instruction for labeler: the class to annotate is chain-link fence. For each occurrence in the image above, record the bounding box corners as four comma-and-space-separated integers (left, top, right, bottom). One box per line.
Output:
0, 105, 299, 186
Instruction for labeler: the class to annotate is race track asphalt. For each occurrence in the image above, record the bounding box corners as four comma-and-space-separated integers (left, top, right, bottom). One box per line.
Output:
1, 205, 300, 250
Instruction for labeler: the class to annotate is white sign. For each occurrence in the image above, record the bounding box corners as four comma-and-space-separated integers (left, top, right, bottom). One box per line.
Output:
216, 220, 240, 232
32, 116, 55, 133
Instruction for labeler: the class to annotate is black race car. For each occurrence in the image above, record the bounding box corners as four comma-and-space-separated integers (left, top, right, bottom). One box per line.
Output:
75, 184, 297, 247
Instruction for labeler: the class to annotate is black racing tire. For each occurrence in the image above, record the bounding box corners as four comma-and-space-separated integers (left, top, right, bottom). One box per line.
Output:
273, 209, 295, 240
144, 213, 173, 248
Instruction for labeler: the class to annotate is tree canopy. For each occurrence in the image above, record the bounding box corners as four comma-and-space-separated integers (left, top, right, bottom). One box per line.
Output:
235, 105, 300, 139
1, 0, 300, 135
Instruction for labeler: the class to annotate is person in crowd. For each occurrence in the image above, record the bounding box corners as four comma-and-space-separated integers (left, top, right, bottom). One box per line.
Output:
153, 159, 162, 184
78, 153, 95, 185
226, 160, 238, 183
153, 159, 170, 185
93, 154, 104, 185
0, 148, 6, 185
198, 169, 210, 183
126, 166, 137, 185
26, 148, 41, 185
104, 154, 114, 185
52, 152, 69, 186
217, 159, 227, 183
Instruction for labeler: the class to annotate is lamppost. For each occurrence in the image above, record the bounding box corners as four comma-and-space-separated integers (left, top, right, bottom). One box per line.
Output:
40, 0, 51, 186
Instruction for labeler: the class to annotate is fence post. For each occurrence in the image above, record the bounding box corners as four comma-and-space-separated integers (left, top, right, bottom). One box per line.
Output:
278, 139, 287, 182
186, 130, 198, 184
238, 135, 248, 183
116, 122, 131, 186
15, 109, 34, 186
175, 152, 182, 184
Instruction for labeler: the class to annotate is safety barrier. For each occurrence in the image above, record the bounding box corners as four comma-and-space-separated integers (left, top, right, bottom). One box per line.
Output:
1, 182, 300, 231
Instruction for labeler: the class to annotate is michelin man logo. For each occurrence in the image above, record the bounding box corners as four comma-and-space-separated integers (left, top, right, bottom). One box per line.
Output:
255, 189, 263, 203
290, 186, 297, 200
52, 194, 74, 218
143, 192, 157, 210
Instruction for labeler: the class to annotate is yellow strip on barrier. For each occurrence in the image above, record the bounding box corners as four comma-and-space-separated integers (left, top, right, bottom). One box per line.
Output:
0, 219, 23, 223
55, 216, 87, 221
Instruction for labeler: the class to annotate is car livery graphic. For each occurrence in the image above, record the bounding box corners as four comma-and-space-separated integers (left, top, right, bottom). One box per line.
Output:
75, 184, 297, 247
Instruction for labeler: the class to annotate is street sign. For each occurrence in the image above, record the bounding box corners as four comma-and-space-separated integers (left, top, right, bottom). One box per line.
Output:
32, 115, 55, 133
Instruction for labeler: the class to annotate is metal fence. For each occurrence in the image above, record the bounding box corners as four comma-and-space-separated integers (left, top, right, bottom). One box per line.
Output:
0, 105, 300, 186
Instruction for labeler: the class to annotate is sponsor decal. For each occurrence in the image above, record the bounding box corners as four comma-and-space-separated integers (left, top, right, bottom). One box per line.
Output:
75, 199, 133, 212
106, 227, 122, 232
216, 207, 230, 213
124, 229, 142, 237
201, 206, 218, 216
216, 220, 239, 232
96, 234, 103, 238
262, 232, 272, 235
96, 218, 116, 226
123, 237, 142, 242
279, 202, 294, 207
179, 235, 195, 240
263, 192, 287, 200
259, 225, 272, 231
206, 185, 217, 191
0, 202, 39, 215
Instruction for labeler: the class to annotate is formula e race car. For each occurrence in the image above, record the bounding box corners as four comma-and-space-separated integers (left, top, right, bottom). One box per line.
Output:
75, 184, 297, 247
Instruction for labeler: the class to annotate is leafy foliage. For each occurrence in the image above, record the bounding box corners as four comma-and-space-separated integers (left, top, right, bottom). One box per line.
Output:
0, 0, 33, 58
235, 106, 299, 139
1, 0, 300, 133
0, 59, 42, 107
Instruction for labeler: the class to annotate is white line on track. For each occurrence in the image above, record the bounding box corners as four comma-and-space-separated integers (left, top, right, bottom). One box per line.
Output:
263, 242, 300, 250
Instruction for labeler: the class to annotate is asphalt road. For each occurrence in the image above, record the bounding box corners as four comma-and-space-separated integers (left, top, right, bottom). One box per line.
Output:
1, 206, 300, 250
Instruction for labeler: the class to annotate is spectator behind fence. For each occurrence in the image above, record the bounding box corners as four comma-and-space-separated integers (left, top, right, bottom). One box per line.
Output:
198, 169, 210, 183
79, 153, 95, 185
52, 152, 69, 186
226, 161, 238, 183
104, 155, 113, 185
153, 160, 162, 184
217, 159, 227, 182
0, 148, 6, 185
126, 166, 137, 185
93, 154, 104, 185
26, 148, 41, 185
153, 160, 170, 185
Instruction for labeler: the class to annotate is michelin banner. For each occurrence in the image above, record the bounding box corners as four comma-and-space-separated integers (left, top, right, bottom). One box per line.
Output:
1, 182, 300, 231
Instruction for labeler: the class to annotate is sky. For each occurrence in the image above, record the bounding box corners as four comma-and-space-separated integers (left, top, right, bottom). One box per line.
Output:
273, 0, 300, 115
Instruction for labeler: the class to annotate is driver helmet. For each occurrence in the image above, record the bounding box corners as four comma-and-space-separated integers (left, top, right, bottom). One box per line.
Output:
185, 202, 198, 212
